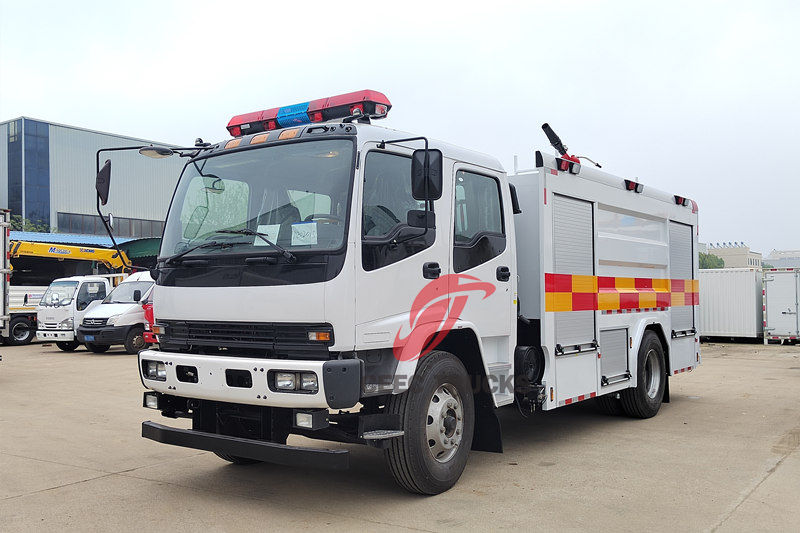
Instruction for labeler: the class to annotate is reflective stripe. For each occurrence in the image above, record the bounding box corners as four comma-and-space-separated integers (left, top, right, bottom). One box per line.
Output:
545, 274, 699, 312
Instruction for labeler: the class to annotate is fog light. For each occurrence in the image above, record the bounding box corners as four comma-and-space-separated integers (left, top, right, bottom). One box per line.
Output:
143, 360, 167, 381
300, 372, 318, 391
295, 412, 314, 428
275, 372, 296, 390
143, 392, 159, 409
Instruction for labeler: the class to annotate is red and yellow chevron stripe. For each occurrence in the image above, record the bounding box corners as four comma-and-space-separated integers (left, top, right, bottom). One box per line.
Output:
544, 274, 699, 313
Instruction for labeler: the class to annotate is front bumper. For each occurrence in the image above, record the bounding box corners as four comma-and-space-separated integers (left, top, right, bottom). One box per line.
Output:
139, 349, 362, 409
37, 330, 75, 342
77, 325, 129, 345
142, 421, 349, 469
143, 331, 157, 344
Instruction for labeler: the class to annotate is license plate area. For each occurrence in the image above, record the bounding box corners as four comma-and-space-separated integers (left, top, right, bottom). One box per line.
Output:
84, 335, 95, 341
225, 369, 253, 388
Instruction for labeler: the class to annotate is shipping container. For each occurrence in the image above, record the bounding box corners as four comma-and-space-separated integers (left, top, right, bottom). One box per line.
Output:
763, 268, 800, 343
699, 268, 762, 339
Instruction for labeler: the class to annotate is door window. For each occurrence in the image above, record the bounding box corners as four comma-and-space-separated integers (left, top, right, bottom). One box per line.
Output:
76, 282, 106, 311
362, 151, 433, 271
453, 170, 505, 272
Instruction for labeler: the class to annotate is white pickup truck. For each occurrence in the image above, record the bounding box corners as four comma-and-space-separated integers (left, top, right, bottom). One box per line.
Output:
36, 276, 115, 351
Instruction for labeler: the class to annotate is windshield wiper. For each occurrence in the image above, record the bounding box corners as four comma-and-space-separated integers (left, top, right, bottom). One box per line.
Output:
215, 229, 297, 262
162, 240, 249, 266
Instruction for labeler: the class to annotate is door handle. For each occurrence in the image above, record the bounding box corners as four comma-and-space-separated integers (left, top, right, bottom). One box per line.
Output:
496, 266, 511, 282
423, 262, 441, 279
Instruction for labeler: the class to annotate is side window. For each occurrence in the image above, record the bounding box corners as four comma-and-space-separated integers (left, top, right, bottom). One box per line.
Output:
453, 170, 506, 273
76, 282, 107, 311
361, 151, 432, 271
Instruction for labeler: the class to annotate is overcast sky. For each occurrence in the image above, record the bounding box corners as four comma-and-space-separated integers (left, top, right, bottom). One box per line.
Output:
1, 1, 798, 253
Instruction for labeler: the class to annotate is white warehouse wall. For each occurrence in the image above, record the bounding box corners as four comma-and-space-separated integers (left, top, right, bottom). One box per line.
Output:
48, 123, 185, 225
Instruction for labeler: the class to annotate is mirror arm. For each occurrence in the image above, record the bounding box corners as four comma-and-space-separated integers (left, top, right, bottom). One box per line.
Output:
377, 136, 431, 241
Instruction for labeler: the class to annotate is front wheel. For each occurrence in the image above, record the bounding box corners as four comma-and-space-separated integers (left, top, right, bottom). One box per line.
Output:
620, 331, 666, 418
384, 350, 474, 495
56, 341, 80, 352
123, 326, 146, 354
85, 343, 110, 353
6, 316, 34, 346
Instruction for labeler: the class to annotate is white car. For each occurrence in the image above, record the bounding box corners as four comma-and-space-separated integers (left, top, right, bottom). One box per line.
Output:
76, 271, 155, 354
37, 276, 112, 351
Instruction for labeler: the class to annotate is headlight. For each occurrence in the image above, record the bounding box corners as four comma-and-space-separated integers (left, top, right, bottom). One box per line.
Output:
275, 372, 296, 390
300, 372, 318, 391
142, 360, 167, 381
59, 317, 74, 330
106, 314, 121, 326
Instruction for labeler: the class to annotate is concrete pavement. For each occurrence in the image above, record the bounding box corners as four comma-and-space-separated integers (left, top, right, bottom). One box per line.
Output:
1, 341, 798, 531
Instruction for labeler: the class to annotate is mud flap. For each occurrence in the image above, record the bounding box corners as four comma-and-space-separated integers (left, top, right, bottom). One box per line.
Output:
663, 374, 671, 403
471, 401, 502, 453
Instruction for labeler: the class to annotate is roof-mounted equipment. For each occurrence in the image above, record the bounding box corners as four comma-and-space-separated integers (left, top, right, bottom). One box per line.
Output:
227, 90, 392, 137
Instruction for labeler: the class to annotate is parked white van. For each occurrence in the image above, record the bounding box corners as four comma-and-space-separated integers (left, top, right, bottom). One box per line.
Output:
76, 271, 155, 354
37, 276, 114, 351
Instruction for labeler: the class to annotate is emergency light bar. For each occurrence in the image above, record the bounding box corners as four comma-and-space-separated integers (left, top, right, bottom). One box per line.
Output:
227, 90, 391, 137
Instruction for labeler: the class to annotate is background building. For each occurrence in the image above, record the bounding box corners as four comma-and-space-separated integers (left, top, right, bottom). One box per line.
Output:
765, 250, 800, 269
1, 117, 185, 237
707, 242, 763, 268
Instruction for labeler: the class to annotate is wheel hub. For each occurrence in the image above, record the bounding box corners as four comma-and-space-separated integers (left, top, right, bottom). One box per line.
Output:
425, 383, 464, 463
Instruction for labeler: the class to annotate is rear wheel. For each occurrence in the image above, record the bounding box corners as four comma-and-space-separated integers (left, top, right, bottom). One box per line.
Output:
56, 341, 80, 352
6, 316, 34, 346
214, 453, 262, 465
620, 331, 666, 418
123, 326, 146, 354
384, 350, 474, 495
85, 343, 110, 353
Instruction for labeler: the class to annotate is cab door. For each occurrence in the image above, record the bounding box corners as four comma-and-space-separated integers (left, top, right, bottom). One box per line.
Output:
449, 165, 516, 400
74, 281, 107, 329
354, 145, 452, 364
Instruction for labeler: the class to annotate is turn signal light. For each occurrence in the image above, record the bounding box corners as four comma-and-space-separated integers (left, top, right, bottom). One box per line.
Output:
308, 331, 331, 342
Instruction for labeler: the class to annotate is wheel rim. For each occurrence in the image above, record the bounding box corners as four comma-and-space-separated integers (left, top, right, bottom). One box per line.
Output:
425, 383, 464, 463
644, 348, 662, 399
12, 322, 30, 341
131, 333, 145, 350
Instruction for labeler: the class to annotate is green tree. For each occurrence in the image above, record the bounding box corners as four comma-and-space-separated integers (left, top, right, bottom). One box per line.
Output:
9, 215, 54, 233
699, 252, 724, 269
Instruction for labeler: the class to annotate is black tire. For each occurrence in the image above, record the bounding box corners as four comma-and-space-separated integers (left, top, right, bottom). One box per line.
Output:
620, 331, 666, 419
56, 341, 81, 352
85, 343, 110, 353
6, 316, 34, 346
384, 350, 475, 495
214, 453, 262, 465
596, 393, 625, 415
123, 326, 146, 354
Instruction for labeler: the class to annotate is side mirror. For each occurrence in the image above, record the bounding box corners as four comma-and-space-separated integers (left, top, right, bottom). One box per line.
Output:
411, 149, 443, 201
132, 289, 142, 302
407, 209, 436, 229
96, 159, 111, 205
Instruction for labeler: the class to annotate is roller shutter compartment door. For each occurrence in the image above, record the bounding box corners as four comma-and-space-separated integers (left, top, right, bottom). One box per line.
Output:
669, 221, 694, 332
553, 195, 595, 350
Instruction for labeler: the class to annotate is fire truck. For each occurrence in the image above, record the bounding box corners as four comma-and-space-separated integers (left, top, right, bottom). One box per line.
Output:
95, 91, 700, 494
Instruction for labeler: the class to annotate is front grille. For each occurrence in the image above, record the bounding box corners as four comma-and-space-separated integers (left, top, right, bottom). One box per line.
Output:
82, 317, 108, 327
159, 320, 333, 358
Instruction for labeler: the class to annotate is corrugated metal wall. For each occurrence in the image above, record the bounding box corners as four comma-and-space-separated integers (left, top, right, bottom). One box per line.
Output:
48, 124, 185, 224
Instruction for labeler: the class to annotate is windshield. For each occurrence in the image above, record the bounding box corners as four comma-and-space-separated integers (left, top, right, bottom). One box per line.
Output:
40, 281, 78, 306
103, 281, 154, 304
160, 139, 354, 260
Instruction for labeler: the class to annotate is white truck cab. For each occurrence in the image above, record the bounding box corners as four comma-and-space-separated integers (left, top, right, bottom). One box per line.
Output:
76, 271, 155, 354
37, 276, 114, 351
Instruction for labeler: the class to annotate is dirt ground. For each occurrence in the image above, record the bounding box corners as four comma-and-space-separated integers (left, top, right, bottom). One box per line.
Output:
1, 341, 799, 532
